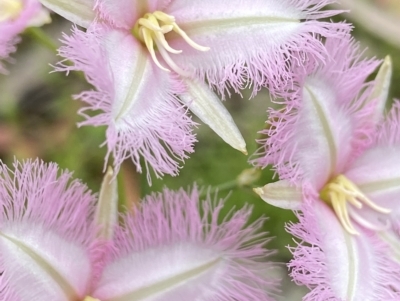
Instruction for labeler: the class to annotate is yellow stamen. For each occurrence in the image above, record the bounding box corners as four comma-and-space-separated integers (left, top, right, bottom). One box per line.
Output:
0, 0, 23, 22
83, 297, 100, 301
319, 174, 391, 235
133, 11, 210, 76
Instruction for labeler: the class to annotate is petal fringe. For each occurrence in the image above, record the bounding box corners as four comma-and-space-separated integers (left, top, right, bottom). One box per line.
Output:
93, 186, 279, 300
56, 25, 197, 184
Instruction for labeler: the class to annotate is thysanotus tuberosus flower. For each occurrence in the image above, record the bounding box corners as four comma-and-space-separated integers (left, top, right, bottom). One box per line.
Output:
0, 159, 278, 300
0, 0, 50, 73
254, 37, 400, 299
37, 0, 349, 182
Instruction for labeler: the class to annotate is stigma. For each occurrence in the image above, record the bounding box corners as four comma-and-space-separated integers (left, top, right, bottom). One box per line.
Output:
132, 11, 210, 76
0, 0, 23, 22
319, 174, 391, 235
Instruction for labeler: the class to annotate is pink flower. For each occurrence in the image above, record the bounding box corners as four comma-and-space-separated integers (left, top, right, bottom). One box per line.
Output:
0, 159, 278, 300
0, 0, 50, 73
38, 0, 349, 181
254, 37, 400, 298
287, 201, 400, 300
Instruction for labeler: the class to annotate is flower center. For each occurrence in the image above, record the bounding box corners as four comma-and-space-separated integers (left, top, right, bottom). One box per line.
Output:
0, 0, 23, 22
132, 11, 209, 76
319, 174, 391, 235
83, 297, 100, 301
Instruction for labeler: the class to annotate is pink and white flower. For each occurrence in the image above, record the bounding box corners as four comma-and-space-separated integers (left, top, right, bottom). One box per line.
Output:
287, 201, 400, 300
38, 0, 349, 181
0, 0, 50, 73
0, 159, 278, 300
254, 37, 400, 299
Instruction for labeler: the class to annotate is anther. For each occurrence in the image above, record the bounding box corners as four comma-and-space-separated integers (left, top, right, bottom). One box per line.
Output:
319, 174, 391, 235
133, 10, 210, 76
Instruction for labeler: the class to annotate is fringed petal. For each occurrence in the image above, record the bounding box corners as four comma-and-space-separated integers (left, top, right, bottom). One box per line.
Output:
166, 0, 350, 96
0, 159, 96, 301
254, 37, 380, 189
288, 200, 400, 300
379, 225, 400, 269
94, 0, 172, 29
56, 24, 197, 184
94, 0, 138, 29
344, 146, 400, 231
38, 0, 95, 27
92, 187, 279, 300
343, 101, 400, 229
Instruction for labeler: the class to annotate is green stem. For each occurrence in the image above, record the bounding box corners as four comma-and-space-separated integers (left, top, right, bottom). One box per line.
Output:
25, 27, 87, 81
199, 180, 238, 198
25, 27, 58, 53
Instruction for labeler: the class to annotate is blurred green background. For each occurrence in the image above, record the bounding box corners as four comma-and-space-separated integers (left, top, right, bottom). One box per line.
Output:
0, 1, 399, 299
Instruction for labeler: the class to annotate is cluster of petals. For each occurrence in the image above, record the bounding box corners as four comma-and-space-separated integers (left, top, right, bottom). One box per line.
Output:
0, 159, 278, 300
0, 0, 50, 73
37, 0, 350, 182
254, 36, 400, 299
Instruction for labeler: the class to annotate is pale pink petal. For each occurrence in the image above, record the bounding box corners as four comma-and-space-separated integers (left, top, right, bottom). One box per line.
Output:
38, 0, 95, 27
345, 102, 400, 222
94, 0, 171, 29
254, 37, 380, 189
0, 224, 92, 301
92, 187, 278, 300
165, 0, 350, 95
56, 24, 197, 183
379, 226, 400, 266
94, 0, 139, 29
346, 146, 400, 210
0, 160, 96, 300
262, 70, 354, 189
288, 200, 400, 300
344, 133, 400, 231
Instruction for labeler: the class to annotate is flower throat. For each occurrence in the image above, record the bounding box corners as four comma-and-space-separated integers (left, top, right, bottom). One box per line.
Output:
132, 11, 209, 76
0, 0, 23, 22
319, 174, 391, 235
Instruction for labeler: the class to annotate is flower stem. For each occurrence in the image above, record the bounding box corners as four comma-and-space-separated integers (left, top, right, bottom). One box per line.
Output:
25, 27, 87, 81
25, 27, 58, 53
200, 180, 238, 198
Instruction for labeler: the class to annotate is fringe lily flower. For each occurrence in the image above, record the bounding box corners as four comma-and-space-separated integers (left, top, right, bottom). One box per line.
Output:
254, 38, 400, 299
0, 0, 50, 73
287, 201, 400, 300
0, 159, 278, 300
38, 0, 348, 181
255, 37, 393, 234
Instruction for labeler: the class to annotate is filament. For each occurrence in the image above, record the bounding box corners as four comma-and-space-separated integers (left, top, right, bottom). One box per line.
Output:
319, 174, 391, 235
133, 11, 210, 76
